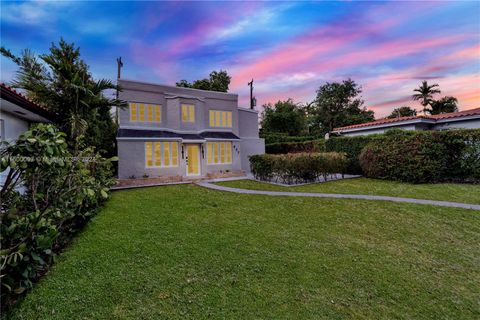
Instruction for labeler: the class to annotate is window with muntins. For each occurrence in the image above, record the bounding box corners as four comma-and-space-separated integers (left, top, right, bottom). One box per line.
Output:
209, 110, 232, 128
130, 103, 161, 122
207, 142, 232, 164
181, 104, 195, 123
145, 142, 179, 167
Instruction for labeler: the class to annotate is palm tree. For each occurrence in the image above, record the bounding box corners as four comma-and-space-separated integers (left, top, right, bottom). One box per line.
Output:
412, 81, 441, 114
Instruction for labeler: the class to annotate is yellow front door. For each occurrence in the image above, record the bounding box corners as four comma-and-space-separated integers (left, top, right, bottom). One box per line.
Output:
186, 144, 200, 176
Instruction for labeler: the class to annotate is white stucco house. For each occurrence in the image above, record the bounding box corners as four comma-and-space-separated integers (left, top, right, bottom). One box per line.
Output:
0, 83, 54, 186
331, 107, 480, 136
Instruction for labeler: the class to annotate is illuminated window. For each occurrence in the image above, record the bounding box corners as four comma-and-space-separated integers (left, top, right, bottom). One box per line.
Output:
155, 105, 161, 122
130, 103, 137, 121
207, 142, 233, 164
145, 142, 153, 167
209, 110, 232, 128
181, 104, 195, 122
138, 103, 145, 121
147, 104, 153, 121
145, 142, 179, 167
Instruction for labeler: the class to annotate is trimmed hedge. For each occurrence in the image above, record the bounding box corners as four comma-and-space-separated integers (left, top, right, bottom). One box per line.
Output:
249, 152, 347, 184
261, 133, 318, 144
265, 139, 325, 154
325, 135, 379, 174
359, 129, 480, 183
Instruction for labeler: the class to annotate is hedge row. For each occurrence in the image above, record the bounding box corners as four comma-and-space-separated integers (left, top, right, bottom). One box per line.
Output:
265, 139, 325, 154
325, 135, 379, 174
249, 152, 347, 184
261, 133, 318, 144
0, 125, 116, 307
359, 129, 480, 183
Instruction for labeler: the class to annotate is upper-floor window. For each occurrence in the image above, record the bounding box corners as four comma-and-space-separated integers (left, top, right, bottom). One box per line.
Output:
209, 110, 232, 128
130, 103, 161, 122
181, 104, 195, 123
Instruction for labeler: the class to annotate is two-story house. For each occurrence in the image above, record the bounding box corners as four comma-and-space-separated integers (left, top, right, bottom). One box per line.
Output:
116, 79, 265, 180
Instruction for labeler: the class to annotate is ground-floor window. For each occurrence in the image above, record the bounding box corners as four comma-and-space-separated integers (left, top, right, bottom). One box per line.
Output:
145, 141, 178, 168
207, 141, 232, 164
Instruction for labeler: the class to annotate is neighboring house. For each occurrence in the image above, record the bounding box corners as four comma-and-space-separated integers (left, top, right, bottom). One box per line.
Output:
331, 107, 480, 137
116, 80, 265, 180
0, 83, 53, 142
0, 83, 54, 186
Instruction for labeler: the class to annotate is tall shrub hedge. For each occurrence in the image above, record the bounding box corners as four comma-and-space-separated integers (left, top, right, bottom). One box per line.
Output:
325, 135, 379, 174
265, 139, 325, 154
0, 124, 116, 308
261, 133, 317, 144
249, 152, 347, 184
359, 129, 480, 183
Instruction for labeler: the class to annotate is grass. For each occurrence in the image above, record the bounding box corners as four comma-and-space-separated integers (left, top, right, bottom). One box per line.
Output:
215, 178, 480, 204
7, 184, 480, 319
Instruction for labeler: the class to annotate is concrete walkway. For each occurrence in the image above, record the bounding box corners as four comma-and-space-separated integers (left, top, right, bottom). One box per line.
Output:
197, 181, 480, 211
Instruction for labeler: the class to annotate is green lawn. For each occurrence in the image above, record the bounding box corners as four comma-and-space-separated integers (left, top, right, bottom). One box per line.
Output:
7, 185, 480, 319
215, 178, 480, 204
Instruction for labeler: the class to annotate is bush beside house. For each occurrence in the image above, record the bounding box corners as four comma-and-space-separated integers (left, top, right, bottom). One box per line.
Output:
265, 139, 325, 154
0, 124, 116, 308
359, 129, 480, 183
325, 135, 379, 174
249, 152, 347, 184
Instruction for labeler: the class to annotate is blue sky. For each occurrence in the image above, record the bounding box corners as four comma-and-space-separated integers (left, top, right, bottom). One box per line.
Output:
1, 0, 479, 117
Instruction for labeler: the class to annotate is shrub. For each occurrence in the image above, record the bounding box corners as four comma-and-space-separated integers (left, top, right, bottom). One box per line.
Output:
261, 133, 318, 144
249, 152, 347, 184
266, 140, 325, 154
359, 129, 480, 183
0, 124, 116, 308
325, 135, 380, 174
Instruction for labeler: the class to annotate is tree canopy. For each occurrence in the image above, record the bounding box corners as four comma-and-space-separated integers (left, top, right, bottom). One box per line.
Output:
386, 106, 417, 119
308, 79, 375, 135
429, 96, 459, 115
1, 39, 126, 157
176, 70, 231, 92
260, 99, 307, 136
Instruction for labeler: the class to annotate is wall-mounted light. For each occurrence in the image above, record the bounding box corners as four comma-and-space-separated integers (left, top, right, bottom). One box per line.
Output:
181, 145, 185, 159
201, 145, 205, 159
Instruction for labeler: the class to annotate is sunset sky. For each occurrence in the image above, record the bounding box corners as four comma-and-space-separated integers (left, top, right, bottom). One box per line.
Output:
1, 1, 479, 117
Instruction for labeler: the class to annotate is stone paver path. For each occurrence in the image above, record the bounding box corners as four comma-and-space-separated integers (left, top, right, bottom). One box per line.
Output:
197, 181, 480, 211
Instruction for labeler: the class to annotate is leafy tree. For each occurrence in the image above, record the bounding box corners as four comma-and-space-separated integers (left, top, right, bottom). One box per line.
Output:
386, 106, 417, 119
429, 96, 458, 115
260, 99, 307, 136
412, 80, 441, 114
308, 79, 375, 135
176, 70, 231, 92
1, 39, 126, 157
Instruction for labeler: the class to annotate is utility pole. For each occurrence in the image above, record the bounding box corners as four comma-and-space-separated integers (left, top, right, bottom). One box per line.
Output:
248, 79, 256, 109
115, 57, 123, 124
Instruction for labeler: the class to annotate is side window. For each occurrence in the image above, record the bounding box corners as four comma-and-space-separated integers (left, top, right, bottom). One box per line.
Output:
181, 104, 195, 123
209, 110, 232, 128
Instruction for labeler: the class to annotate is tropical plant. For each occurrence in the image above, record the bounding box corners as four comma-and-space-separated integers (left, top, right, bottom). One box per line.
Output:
429, 96, 459, 115
0, 124, 116, 308
412, 80, 441, 114
0, 39, 126, 157
386, 106, 417, 119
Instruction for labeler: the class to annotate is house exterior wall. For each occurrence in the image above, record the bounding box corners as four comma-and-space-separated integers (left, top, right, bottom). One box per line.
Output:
117, 80, 264, 179
339, 124, 418, 137
433, 119, 480, 130
0, 111, 29, 142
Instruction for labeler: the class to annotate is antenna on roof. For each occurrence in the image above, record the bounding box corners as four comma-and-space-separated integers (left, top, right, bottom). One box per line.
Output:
248, 79, 256, 109
115, 57, 123, 125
